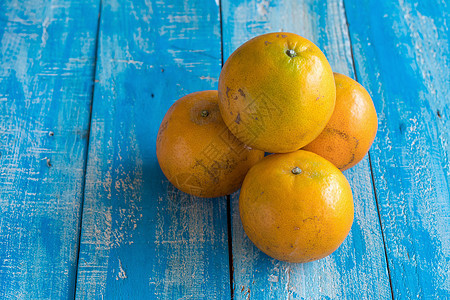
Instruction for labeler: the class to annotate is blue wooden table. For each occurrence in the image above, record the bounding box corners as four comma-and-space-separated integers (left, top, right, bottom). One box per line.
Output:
1, 0, 449, 299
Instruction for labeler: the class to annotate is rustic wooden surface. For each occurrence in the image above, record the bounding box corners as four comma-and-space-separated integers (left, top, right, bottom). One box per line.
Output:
0, 0, 448, 299
0, 0, 99, 298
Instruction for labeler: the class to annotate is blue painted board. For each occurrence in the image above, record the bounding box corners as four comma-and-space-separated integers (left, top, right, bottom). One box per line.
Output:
0, 0, 99, 298
1, 0, 446, 298
345, 0, 450, 298
74, 0, 231, 298
221, 0, 392, 298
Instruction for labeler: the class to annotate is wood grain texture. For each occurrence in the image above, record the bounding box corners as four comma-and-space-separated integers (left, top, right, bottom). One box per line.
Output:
344, 0, 450, 298
74, 0, 230, 298
0, 0, 100, 298
221, 0, 392, 298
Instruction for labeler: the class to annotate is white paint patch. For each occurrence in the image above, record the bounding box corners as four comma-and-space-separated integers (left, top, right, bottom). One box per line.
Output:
41, 17, 50, 47
268, 274, 279, 282
199, 76, 218, 83
144, 0, 153, 14
133, 27, 155, 55
117, 259, 127, 280
108, 0, 120, 12
111, 59, 144, 68
256, 0, 269, 18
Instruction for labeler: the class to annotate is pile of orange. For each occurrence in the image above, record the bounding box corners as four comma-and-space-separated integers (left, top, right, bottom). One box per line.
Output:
157, 32, 377, 263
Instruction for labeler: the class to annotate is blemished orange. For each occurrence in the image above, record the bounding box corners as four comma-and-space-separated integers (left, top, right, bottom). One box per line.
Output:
218, 32, 336, 153
303, 73, 378, 171
239, 150, 354, 263
156, 90, 264, 198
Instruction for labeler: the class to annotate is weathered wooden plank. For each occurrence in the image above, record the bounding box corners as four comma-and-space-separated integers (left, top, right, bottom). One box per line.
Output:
344, 0, 450, 298
74, 0, 230, 298
221, 0, 392, 298
0, 0, 100, 298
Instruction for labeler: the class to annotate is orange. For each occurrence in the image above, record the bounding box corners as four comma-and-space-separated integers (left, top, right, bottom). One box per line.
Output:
239, 150, 354, 263
156, 90, 264, 198
303, 73, 378, 170
218, 32, 336, 153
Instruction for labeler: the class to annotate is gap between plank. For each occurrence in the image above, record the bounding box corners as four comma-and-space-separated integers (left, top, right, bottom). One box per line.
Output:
73, 1, 103, 298
341, 1, 395, 299
219, 0, 234, 298
226, 195, 234, 300
219, 0, 225, 67
368, 153, 395, 300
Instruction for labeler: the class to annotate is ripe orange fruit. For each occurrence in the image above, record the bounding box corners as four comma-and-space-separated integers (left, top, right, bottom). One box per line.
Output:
303, 73, 378, 170
156, 90, 264, 198
218, 32, 336, 153
239, 150, 354, 263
